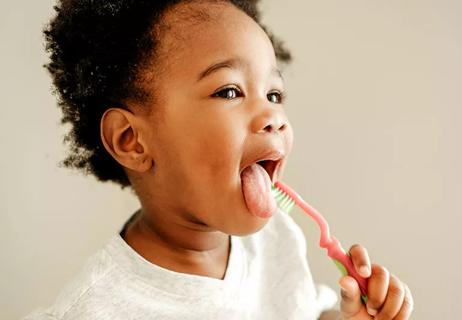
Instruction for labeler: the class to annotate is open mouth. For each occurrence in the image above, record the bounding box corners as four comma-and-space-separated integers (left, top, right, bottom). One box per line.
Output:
239, 148, 285, 185
255, 159, 280, 183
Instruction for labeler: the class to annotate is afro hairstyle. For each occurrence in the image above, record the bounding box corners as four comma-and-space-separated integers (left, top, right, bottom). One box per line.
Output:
43, 0, 292, 188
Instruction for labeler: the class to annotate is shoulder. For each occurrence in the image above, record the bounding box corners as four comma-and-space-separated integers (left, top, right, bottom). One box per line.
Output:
244, 208, 308, 256
271, 207, 307, 244
237, 208, 309, 275
269, 209, 339, 312
24, 236, 120, 320
238, 209, 339, 316
23, 309, 58, 320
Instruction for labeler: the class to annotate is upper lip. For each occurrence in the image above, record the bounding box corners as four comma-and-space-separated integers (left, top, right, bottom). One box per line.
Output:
239, 148, 286, 183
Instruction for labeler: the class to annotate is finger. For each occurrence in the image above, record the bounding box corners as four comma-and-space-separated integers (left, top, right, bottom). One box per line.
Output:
375, 274, 406, 320
394, 283, 414, 320
366, 264, 389, 316
349, 244, 371, 277
339, 276, 363, 319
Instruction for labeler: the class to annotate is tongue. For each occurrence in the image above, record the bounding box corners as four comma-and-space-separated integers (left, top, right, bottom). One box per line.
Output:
241, 163, 277, 218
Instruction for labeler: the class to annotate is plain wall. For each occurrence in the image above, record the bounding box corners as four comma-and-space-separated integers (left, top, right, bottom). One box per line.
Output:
1, 0, 461, 319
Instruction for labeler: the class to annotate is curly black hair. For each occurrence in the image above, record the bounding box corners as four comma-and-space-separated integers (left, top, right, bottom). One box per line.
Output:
44, 0, 292, 188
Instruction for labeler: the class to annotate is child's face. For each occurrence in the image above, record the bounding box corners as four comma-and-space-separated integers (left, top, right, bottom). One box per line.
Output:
135, 2, 293, 236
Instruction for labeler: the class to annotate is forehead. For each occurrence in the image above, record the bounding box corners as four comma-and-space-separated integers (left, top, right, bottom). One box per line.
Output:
153, 1, 277, 78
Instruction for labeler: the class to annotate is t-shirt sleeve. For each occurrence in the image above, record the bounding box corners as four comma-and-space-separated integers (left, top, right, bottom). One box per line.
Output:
275, 209, 339, 315
23, 308, 59, 320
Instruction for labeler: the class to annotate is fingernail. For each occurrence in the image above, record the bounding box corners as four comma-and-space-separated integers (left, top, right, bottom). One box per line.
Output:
338, 280, 347, 291
367, 306, 377, 316
359, 265, 370, 277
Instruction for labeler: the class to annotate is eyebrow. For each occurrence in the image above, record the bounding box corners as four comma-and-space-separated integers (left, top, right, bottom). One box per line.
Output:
197, 57, 284, 83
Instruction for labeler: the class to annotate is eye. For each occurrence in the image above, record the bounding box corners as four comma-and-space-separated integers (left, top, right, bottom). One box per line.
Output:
212, 86, 243, 100
267, 91, 286, 104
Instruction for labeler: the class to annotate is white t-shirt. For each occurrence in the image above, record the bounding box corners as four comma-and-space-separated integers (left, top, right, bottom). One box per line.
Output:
24, 209, 338, 320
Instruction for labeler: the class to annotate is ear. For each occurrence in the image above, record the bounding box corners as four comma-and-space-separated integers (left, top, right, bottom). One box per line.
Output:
100, 108, 153, 173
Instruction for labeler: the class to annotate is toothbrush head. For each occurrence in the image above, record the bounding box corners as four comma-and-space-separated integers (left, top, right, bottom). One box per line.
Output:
271, 183, 296, 214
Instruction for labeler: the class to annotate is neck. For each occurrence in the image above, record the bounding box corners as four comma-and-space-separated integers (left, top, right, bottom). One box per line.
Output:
123, 207, 231, 280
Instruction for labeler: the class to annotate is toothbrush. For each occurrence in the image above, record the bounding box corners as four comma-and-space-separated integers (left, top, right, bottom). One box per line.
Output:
271, 180, 369, 303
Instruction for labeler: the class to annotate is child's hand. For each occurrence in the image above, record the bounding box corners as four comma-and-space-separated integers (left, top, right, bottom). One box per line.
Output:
338, 244, 414, 319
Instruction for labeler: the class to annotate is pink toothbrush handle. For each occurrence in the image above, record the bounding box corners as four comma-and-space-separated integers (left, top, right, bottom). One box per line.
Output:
326, 236, 368, 296
274, 181, 369, 297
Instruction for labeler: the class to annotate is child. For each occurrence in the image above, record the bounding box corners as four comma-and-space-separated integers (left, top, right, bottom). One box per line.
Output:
26, 0, 413, 319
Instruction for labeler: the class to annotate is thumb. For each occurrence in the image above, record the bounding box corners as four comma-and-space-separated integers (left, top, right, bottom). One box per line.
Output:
339, 276, 370, 319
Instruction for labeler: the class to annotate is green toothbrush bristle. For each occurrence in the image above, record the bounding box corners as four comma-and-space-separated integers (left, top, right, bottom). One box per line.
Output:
271, 185, 295, 213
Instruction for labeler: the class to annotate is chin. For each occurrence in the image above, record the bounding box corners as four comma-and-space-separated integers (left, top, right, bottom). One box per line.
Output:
227, 211, 272, 236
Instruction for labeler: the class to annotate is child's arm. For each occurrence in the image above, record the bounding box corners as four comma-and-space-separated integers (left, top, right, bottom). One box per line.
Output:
320, 244, 414, 320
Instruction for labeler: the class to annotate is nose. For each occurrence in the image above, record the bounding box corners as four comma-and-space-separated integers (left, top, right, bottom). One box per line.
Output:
250, 107, 288, 134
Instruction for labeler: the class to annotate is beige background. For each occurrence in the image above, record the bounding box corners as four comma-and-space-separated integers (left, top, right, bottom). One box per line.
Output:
1, 0, 460, 319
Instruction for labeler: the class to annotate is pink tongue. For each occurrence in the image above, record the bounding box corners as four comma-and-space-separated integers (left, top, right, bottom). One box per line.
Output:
241, 163, 277, 218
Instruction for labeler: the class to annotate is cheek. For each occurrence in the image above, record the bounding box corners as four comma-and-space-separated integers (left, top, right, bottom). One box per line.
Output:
286, 122, 295, 153
191, 116, 245, 179
156, 104, 245, 188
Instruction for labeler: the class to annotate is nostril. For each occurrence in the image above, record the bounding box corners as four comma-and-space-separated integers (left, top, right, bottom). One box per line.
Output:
254, 112, 288, 134
262, 124, 273, 133
264, 122, 286, 133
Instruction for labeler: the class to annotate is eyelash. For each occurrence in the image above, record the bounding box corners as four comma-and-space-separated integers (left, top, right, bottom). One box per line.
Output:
211, 86, 287, 104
